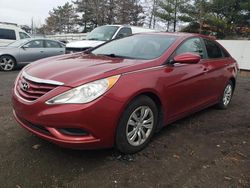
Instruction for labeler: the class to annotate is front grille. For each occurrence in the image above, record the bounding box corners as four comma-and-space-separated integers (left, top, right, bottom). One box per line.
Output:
65, 47, 89, 54
16, 75, 58, 102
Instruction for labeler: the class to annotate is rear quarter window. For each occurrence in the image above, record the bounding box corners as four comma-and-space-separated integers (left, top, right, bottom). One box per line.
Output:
221, 47, 230, 57
0, 28, 16, 40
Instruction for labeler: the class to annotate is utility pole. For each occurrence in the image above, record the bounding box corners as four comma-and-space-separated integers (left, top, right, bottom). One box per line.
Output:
31, 18, 34, 35
198, 0, 204, 34
149, 0, 156, 28
173, 0, 177, 32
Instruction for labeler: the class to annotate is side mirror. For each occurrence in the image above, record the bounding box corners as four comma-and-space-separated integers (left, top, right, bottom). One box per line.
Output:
172, 53, 201, 64
83, 47, 93, 54
116, 33, 125, 39
22, 44, 29, 49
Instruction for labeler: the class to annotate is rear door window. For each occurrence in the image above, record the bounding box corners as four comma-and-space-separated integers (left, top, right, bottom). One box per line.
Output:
45, 40, 62, 48
204, 39, 223, 58
0, 29, 16, 40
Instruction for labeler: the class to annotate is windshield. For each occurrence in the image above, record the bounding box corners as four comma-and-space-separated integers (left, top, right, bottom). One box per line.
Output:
8, 39, 30, 47
91, 34, 177, 60
86, 26, 119, 41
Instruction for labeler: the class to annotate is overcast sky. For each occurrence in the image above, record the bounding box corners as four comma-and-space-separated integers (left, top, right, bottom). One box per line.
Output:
0, 0, 70, 26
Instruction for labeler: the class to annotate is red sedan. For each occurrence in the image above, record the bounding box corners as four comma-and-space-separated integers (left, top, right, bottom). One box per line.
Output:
12, 33, 238, 153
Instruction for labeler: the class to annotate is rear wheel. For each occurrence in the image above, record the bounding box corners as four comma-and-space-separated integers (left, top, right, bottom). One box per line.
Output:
0, 55, 16, 71
116, 96, 158, 154
216, 80, 234, 109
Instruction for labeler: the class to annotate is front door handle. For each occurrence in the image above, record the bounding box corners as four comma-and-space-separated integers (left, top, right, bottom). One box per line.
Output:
40, 51, 44, 53
203, 67, 209, 72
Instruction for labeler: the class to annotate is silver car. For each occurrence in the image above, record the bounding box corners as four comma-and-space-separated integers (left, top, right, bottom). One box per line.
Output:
0, 38, 65, 71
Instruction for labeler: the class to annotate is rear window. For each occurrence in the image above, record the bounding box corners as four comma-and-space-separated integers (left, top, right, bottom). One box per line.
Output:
0, 28, 16, 40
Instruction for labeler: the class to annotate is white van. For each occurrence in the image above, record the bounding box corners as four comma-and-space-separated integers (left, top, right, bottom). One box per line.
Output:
66, 25, 158, 54
0, 23, 31, 47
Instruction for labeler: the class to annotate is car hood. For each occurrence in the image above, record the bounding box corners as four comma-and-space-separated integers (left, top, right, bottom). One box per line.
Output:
24, 53, 152, 87
66, 40, 105, 48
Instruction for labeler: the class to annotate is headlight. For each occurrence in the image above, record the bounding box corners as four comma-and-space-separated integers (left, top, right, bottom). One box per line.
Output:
46, 75, 120, 104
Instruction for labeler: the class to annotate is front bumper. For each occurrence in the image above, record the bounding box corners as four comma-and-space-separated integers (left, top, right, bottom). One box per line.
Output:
12, 91, 124, 149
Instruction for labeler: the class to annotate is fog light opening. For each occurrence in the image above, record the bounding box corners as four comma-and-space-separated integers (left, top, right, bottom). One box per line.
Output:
58, 128, 88, 136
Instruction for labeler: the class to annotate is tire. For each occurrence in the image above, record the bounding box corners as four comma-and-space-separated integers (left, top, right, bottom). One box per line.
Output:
216, 80, 234, 109
0, 55, 16, 71
116, 95, 158, 154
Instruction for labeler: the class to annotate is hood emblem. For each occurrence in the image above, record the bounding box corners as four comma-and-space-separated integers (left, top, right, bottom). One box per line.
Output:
21, 82, 29, 91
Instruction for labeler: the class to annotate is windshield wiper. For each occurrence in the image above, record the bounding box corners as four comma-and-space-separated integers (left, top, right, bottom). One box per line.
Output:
87, 38, 100, 40
98, 54, 133, 59
101, 53, 116, 57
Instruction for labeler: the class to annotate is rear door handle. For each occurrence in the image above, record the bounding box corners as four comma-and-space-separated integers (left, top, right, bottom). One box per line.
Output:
40, 51, 44, 53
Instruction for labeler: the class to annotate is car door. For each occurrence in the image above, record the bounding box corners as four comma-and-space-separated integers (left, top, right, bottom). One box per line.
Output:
44, 40, 65, 58
201, 38, 232, 99
163, 37, 213, 119
19, 40, 47, 62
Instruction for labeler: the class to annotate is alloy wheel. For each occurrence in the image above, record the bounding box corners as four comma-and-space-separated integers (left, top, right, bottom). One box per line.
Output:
0, 57, 15, 71
223, 84, 233, 106
126, 106, 154, 146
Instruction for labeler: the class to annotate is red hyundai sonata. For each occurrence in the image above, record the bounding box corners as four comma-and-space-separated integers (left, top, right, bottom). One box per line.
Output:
12, 33, 238, 153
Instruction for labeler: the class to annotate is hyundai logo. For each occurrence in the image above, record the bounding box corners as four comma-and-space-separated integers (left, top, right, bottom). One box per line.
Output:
21, 82, 29, 91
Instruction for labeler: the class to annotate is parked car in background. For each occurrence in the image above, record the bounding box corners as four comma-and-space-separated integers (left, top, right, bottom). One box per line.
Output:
0, 38, 65, 71
65, 25, 158, 54
59, 39, 69, 44
12, 33, 238, 153
0, 22, 30, 47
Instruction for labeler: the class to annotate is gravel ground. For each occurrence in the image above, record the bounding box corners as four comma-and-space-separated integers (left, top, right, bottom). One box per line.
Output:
0, 71, 249, 188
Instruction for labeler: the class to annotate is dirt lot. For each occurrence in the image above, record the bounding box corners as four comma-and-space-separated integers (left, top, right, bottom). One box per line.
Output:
0, 71, 249, 188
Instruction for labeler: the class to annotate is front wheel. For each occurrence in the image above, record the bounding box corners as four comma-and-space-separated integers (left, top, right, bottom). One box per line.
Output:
0, 55, 16, 71
116, 96, 158, 154
216, 80, 234, 109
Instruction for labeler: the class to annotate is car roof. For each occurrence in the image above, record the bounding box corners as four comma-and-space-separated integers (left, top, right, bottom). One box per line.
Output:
100, 24, 159, 31
134, 32, 216, 40
12, 38, 64, 46
23, 38, 62, 42
0, 23, 28, 32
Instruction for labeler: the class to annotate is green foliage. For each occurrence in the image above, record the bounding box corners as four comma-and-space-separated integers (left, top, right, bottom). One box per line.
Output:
45, 2, 78, 34
205, 0, 250, 38
156, 0, 190, 31
40, 0, 145, 34
39, 0, 250, 37
156, 0, 250, 38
